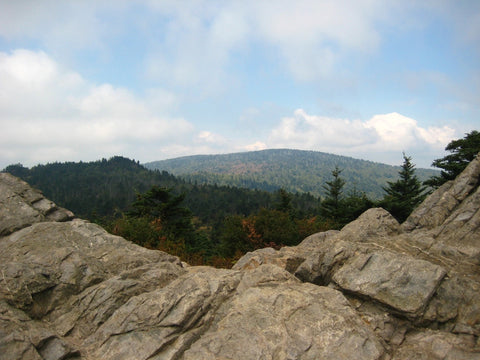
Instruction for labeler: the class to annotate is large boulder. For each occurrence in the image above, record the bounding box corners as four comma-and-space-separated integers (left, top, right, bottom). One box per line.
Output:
1, 153, 479, 359
183, 265, 384, 360
0, 173, 185, 359
234, 153, 480, 357
0, 172, 73, 236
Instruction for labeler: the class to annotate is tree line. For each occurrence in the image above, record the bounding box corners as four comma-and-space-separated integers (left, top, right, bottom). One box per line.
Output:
145, 148, 439, 199
4, 130, 478, 267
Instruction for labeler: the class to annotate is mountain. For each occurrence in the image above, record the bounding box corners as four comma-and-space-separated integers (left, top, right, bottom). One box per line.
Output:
1, 154, 479, 359
3, 156, 180, 220
2, 156, 321, 225
145, 149, 439, 199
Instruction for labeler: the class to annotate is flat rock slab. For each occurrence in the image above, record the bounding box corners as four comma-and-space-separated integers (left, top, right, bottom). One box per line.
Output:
184, 272, 385, 360
0, 220, 182, 317
86, 267, 243, 360
332, 250, 446, 316
392, 330, 480, 360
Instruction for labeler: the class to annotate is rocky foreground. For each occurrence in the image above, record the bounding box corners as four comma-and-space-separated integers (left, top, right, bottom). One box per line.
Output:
0, 155, 479, 360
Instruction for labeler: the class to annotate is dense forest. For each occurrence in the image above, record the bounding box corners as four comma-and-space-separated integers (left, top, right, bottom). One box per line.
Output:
4, 156, 321, 223
4, 133, 477, 267
145, 149, 438, 199
1, 148, 448, 267
4, 157, 331, 266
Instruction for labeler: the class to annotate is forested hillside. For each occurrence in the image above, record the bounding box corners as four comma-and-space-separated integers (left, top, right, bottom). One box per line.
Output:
3, 156, 328, 265
2, 152, 440, 266
4, 157, 178, 220
3, 156, 321, 224
145, 149, 438, 199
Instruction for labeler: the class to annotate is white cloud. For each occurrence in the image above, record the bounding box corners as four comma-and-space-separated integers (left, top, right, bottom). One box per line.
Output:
0, 50, 194, 168
143, 1, 250, 94
267, 109, 456, 166
197, 131, 227, 145
244, 141, 267, 152
2, 0, 477, 92
13, 0, 383, 86
269, 109, 375, 149
0, 1, 117, 57
364, 113, 455, 149
249, 0, 388, 81
141, 0, 391, 86
0, 2, 476, 168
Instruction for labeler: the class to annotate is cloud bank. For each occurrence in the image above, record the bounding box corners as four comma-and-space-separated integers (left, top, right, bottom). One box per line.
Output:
266, 109, 455, 166
0, 49, 459, 169
0, 1, 475, 169
0, 0, 396, 88
0, 49, 194, 167
0, 49, 458, 169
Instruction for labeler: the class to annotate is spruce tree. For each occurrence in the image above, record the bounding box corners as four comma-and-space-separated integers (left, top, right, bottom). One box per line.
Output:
320, 166, 346, 223
425, 130, 480, 188
381, 153, 427, 223
127, 186, 195, 246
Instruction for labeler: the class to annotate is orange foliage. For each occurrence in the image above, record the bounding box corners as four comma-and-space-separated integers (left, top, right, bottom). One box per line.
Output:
241, 218, 263, 248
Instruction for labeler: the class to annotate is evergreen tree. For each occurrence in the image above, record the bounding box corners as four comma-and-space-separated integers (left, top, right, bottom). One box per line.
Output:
342, 186, 374, 224
275, 188, 293, 214
127, 186, 196, 247
380, 153, 427, 223
320, 166, 346, 222
425, 130, 480, 188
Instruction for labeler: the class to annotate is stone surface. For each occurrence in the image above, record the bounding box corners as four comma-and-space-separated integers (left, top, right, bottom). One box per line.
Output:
403, 153, 480, 231
0, 172, 73, 236
184, 266, 384, 360
1, 153, 479, 360
337, 207, 401, 242
332, 250, 446, 317
0, 301, 79, 360
85, 267, 242, 360
392, 330, 480, 360
0, 220, 182, 318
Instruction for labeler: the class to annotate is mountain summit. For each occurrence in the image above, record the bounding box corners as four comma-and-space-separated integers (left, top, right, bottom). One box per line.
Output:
145, 149, 438, 199
0, 153, 479, 359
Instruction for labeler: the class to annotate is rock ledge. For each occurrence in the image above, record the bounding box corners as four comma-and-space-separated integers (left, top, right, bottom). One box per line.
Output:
1, 154, 479, 359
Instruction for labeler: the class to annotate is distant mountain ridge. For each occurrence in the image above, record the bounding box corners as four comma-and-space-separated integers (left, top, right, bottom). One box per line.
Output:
145, 149, 439, 199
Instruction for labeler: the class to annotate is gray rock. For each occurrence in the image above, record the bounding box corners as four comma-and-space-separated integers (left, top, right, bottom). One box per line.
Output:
403, 152, 480, 231
86, 267, 243, 360
294, 236, 355, 285
338, 207, 401, 242
0, 220, 182, 317
430, 184, 480, 264
1, 152, 480, 359
0, 172, 73, 236
51, 263, 185, 339
332, 250, 446, 317
232, 246, 279, 270
183, 265, 385, 360
0, 301, 79, 360
392, 330, 480, 360
423, 275, 480, 336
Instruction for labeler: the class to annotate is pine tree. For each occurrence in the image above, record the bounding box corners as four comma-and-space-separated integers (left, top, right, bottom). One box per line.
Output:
425, 130, 480, 188
381, 153, 427, 223
342, 187, 374, 224
320, 166, 346, 223
275, 188, 293, 215
127, 186, 195, 246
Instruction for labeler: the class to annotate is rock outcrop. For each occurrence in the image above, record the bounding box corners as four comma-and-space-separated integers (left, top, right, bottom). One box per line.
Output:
1, 154, 479, 359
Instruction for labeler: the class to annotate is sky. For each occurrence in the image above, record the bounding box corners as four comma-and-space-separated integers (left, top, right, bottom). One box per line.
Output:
0, 0, 479, 169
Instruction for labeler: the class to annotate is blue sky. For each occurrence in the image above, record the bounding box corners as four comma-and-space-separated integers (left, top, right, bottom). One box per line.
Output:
0, 0, 479, 169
